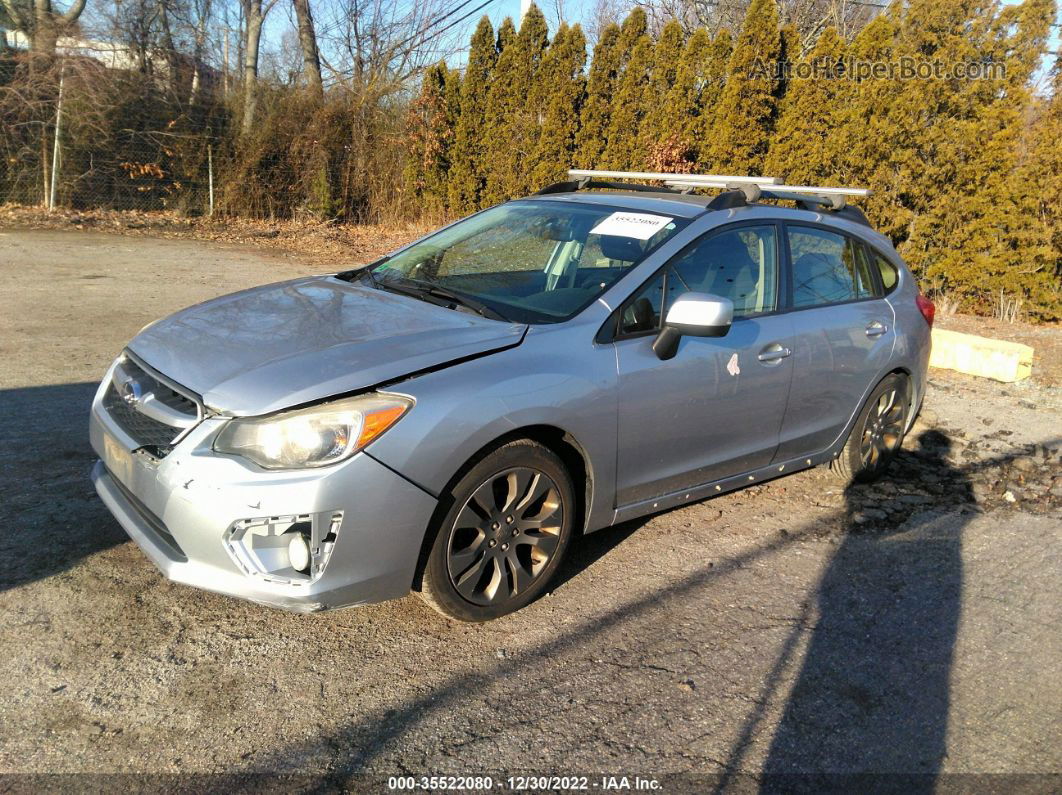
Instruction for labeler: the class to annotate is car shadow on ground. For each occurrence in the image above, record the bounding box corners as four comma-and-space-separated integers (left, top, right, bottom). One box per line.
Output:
0, 382, 124, 591
719, 431, 973, 791
550, 517, 651, 593
246, 433, 1048, 788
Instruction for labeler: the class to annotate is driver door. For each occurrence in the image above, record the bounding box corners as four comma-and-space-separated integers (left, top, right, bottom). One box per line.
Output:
612, 223, 796, 506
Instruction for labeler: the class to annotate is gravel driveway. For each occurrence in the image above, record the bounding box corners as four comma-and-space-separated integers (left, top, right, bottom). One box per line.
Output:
1, 229, 1059, 788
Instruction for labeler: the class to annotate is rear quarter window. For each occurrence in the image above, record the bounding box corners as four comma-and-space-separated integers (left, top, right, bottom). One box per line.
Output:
871, 249, 899, 293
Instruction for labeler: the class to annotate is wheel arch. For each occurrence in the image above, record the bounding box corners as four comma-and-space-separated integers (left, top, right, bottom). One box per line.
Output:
409, 424, 594, 592
886, 365, 918, 429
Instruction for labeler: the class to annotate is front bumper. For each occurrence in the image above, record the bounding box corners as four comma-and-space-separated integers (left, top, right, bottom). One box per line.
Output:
89, 380, 438, 613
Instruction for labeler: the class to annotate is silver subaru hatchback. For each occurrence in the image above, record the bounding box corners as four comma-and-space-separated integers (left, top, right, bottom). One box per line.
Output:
89, 174, 933, 621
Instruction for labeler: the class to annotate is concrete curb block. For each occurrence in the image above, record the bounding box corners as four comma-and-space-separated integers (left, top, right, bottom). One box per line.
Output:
929, 328, 1033, 382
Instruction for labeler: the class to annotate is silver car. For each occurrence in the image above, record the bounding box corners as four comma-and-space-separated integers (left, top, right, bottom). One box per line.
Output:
89, 173, 934, 621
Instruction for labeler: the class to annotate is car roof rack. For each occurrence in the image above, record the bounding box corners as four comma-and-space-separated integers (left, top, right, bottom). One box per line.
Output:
535, 169, 785, 197
568, 169, 785, 186
685, 182, 875, 227
535, 169, 873, 226
663, 178, 870, 211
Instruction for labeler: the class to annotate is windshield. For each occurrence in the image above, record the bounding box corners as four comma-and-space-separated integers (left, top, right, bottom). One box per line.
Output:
368, 200, 688, 323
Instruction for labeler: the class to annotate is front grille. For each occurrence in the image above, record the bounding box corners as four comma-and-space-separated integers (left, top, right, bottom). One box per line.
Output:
101, 355, 201, 457
150, 384, 197, 413
103, 386, 182, 448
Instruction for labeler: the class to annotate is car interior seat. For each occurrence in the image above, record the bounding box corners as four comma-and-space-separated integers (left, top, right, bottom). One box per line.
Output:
695, 237, 762, 314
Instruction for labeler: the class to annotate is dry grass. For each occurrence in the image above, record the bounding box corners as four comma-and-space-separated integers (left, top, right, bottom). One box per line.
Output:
0, 204, 432, 267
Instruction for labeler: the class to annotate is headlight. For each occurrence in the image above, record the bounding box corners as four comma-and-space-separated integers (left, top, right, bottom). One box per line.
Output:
213, 392, 413, 470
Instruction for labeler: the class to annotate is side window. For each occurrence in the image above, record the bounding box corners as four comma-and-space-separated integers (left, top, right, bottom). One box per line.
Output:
667, 226, 779, 318
616, 225, 779, 337
871, 249, 899, 293
788, 226, 875, 308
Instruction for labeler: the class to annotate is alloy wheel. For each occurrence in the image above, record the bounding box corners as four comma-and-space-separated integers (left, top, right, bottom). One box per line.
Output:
859, 387, 905, 468
446, 467, 564, 606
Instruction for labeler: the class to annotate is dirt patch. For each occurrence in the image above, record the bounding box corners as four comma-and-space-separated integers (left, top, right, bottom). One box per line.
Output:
0, 203, 428, 268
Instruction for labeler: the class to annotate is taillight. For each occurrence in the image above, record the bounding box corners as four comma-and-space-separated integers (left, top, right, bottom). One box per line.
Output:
916, 293, 935, 326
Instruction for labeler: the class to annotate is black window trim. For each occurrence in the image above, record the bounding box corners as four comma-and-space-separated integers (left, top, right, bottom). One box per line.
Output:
781, 221, 885, 313
599, 219, 787, 344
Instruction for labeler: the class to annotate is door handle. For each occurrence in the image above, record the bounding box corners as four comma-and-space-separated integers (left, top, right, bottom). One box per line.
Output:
758, 344, 792, 363
865, 321, 888, 337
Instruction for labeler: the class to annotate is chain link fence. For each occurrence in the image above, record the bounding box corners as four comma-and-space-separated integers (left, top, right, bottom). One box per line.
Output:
0, 56, 221, 216
2, 128, 218, 215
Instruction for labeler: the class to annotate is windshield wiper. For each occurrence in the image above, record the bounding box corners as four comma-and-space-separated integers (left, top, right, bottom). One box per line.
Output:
420, 284, 509, 322
372, 276, 509, 322
335, 257, 390, 283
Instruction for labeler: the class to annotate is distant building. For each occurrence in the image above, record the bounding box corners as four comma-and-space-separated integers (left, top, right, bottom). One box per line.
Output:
3, 29, 220, 98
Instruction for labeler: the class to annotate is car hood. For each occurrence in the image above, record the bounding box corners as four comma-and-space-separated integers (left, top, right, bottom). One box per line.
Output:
128, 276, 527, 415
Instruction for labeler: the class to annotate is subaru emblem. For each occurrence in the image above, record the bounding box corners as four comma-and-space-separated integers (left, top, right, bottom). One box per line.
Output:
120, 378, 143, 406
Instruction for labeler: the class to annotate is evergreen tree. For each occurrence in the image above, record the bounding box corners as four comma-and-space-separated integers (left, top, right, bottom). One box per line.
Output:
706, 0, 781, 174
530, 21, 571, 124
447, 16, 496, 213
666, 27, 711, 137
482, 4, 550, 204
764, 26, 845, 184
827, 13, 897, 193
446, 66, 462, 132
774, 23, 800, 105
574, 23, 622, 168
616, 6, 648, 60
882, 0, 1007, 285
497, 17, 516, 51
973, 0, 1057, 317
571, 8, 648, 170
1025, 56, 1062, 312
529, 24, 588, 187
688, 29, 733, 168
639, 20, 687, 168
903, 0, 1057, 314
600, 34, 654, 170
404, 62, 459, 215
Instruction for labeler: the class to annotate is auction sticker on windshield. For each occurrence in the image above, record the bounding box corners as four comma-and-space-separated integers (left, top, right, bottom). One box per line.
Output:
590, 212, 674, 240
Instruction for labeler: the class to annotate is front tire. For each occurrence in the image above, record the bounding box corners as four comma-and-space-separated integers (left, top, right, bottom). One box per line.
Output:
417, 440, 575, 622
831, 373, 910, 484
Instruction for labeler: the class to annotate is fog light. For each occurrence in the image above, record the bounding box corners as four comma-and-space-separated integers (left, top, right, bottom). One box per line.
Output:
287, 533, 311, 573
225, 511, 342, 585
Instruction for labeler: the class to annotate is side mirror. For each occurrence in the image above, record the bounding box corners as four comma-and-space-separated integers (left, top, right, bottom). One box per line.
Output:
652, 292, 733, 360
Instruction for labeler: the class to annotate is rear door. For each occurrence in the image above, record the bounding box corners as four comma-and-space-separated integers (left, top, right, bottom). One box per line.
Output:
612, 222, 796, 506
773, 223, 896, 461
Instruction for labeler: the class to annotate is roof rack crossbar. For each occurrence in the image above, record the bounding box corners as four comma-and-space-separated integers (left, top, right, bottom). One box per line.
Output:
568, 169, 783, 186
663, 178, 871, 199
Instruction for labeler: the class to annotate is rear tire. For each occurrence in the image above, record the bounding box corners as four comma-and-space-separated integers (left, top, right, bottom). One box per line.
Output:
417, 440, 574, 622
831, 373, 910, 484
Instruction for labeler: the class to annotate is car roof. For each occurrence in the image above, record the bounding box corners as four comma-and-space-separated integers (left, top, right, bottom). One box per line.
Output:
523, 190, 894, 252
